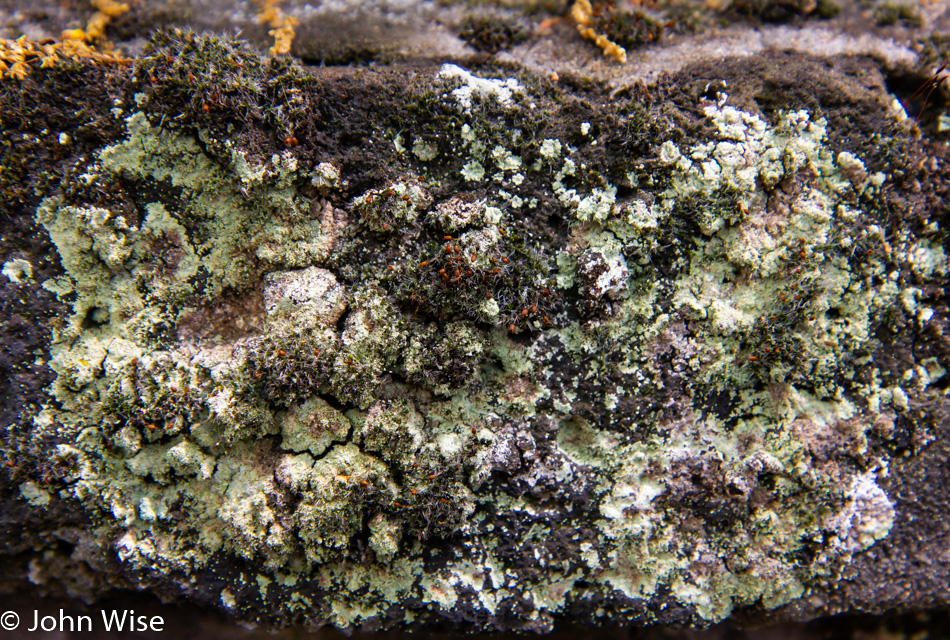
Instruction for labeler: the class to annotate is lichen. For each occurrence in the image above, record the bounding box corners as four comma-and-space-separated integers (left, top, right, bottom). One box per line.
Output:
13, 46, 945, 633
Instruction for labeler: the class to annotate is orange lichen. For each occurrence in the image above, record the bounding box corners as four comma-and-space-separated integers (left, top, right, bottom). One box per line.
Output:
62, 0, 131, 44
256, 0, 299, 56
0, 34, 128, 80
570, 0, 627, 63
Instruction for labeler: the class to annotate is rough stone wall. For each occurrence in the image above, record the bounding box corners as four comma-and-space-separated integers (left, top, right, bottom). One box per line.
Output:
1, 0, 949, 634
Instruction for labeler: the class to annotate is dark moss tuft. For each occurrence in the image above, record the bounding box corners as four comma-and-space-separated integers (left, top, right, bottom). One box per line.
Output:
385, 227, 561, 335
458, 13, 529, 54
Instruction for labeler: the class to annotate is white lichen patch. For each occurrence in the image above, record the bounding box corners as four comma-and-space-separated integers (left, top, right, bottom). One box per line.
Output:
19, 481, 50, 507
2, 258, 33, 283
311, 161, 341, 192
368, 513, 402, 563
540, 138, 562, 159
823, 471, 895, 555
438, 64, 525, 112
263, 266, 347, 327
256, 200, 347, 268
428, 196, 487, 232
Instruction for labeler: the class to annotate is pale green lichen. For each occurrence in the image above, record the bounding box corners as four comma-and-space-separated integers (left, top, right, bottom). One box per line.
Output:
461, 159, 486, 182
281, 397, 351, 456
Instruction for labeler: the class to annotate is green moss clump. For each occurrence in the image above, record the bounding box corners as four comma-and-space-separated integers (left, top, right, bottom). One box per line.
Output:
403, 321, 488, 393
244, 325, 353, 406
351, 399, 476, 541
596, 10, 664, 49
670, 186, 745, 238
134, 28, 316, 141
352, 180, 432, 234
101, 354, 208, 438
734, 269, 823, 383
874, 2, 922, 27
727, 0, 834, 22
815, 0, 841, 19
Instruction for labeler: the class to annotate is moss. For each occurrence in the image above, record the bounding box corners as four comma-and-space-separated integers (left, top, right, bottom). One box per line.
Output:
457, 13, 529, 54
133, 29, 316, 141
874, 2, 922, 27
815, 0, 841, 19
245, 323, 352, 407
594, 9, 664, 49
386, 225, 561, 334
352, 180, 432, 234
403, 321, 488, 394
726, 0, 833, 22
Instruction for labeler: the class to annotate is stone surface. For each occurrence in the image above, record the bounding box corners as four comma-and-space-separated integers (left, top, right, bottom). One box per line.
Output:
1, 0, 950, 635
